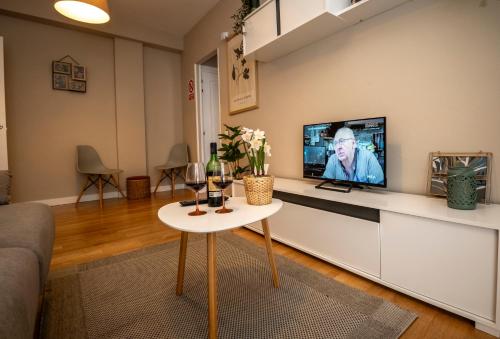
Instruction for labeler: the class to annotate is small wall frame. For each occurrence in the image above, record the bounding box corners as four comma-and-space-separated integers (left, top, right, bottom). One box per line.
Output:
52, 55, 87, 93
426, 151, 493, 204
227, 34, 258, 114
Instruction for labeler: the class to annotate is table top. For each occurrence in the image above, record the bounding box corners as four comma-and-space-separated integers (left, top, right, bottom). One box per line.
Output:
157, 197, 283, 233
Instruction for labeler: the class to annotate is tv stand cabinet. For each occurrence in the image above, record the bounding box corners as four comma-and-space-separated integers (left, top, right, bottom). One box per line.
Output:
233, 178, 500, 337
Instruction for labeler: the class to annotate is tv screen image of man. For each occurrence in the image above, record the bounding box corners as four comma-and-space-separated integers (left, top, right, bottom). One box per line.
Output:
322, 127, 384, 184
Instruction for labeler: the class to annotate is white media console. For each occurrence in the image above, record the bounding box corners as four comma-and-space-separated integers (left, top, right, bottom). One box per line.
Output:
233, 177, 500, 337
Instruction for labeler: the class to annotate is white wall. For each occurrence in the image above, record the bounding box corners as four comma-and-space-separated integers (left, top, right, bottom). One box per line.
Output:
144, 46, 183, 186
114, 38, 147, 188
0, 36, 7, 170
183, 0, 500, 203
0, 0, 182, 50
0, 14, 183, 202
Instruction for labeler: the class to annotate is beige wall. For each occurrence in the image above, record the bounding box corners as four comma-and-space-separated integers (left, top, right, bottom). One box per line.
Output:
0, 14, 183, 203
182, 0, 239, 162
182, 0, 500, 203
114, 38, 147, 188
0, 14, 117, 202
144, 46, 183, 186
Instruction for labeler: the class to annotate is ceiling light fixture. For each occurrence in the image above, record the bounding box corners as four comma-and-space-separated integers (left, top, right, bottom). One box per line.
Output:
54, 0, 110, 24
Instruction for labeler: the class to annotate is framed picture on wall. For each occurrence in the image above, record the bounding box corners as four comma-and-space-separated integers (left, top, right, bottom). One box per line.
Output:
227, 34, 258, 114
426, 151, 493, 203
53, 73, 69, 90
53, 61, 71, 75
72, 64, 86, 81
68, 80, 86, 93
52, 56, 87, 93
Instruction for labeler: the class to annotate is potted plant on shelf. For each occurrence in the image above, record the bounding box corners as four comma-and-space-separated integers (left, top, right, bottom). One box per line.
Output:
231, 0, 260, 35
218, 125, 249, 180
240, 127, 273, 205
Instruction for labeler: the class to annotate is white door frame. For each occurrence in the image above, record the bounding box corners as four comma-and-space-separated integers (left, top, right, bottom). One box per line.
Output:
194, 49, 222, 163
0, 36, 7, 170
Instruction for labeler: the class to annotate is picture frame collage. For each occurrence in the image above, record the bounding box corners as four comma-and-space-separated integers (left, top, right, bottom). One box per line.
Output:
52, 58, 87, 93
426, 151, 493, 204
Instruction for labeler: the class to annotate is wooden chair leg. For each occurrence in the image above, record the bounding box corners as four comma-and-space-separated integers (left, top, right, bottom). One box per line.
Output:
110, 174, 125, 198
176, 232, 189, 295
207, 232, 217, 339
75, 175, 91, 206
154, 170, 165, 194
98, 175, 103, 208
262, 218, 280, 288
171, 169, 176, 199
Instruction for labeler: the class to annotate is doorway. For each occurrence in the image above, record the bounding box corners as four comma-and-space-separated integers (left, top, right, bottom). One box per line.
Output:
195, 52, 220, 164
0, 37, 7, 170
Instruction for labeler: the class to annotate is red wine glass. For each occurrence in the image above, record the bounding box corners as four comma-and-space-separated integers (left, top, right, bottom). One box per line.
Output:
185, 163, 207, 216
213, 162, 233, 214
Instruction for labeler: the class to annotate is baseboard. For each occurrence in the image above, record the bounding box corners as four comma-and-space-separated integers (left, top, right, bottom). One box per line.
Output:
32, 184, 186, 206
33, 191, 121, 206
475, 322, 500, 337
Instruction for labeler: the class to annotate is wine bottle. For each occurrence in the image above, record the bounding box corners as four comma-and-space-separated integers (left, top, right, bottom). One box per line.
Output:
206, 142, 222, 207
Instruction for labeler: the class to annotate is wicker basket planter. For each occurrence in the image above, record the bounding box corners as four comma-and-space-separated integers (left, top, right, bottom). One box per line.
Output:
126, 176, 151, 200
243, 175, 274, 205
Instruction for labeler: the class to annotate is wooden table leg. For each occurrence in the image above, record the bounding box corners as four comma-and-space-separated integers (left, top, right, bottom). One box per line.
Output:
207, 232, 217, 339
176, 232, 189, 295
261, 218, 280, 288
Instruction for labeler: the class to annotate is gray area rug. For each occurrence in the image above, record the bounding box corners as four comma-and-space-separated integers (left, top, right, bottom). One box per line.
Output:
41, 232, 417, 338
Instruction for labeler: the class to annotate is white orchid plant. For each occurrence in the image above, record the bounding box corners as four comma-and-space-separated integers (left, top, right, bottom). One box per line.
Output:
241, 127, 271, 176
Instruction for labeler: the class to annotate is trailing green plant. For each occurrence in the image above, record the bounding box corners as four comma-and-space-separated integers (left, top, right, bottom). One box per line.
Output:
231, 0, 252, 35
218, 125, 249, 179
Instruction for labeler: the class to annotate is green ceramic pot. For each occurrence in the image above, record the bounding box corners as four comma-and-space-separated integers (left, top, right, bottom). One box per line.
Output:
447, 166, 478, 210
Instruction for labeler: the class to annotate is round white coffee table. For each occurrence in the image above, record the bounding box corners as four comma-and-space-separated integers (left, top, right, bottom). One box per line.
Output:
158, 197, 283, 339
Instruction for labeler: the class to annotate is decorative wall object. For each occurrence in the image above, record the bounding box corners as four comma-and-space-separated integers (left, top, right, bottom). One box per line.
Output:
53, 73, 69, 90
69, 80, 86, 92
227, 34, 258, 114
52, 55, 87, 93
53, 61, 71, 74
72, 64, 86, 81
426, 151, 492, 203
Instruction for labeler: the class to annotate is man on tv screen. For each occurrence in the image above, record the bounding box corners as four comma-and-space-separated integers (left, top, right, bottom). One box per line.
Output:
323, 127, 384, 184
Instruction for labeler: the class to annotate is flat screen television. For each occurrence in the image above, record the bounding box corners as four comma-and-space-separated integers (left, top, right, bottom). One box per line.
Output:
303, 117, 386, 189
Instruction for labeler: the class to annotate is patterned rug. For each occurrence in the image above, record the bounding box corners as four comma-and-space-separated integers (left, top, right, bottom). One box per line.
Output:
41, 232, 416, 338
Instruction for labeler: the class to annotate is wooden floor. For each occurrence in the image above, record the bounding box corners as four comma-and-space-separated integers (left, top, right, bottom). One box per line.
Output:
51, 189, 493, 339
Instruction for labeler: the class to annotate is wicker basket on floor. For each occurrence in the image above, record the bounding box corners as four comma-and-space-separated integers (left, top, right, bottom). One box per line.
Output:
243, 175, 274, 205
126, 176, 151, 200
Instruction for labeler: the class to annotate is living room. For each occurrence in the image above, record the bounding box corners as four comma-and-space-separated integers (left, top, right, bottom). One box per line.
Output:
0, 0, 499, 338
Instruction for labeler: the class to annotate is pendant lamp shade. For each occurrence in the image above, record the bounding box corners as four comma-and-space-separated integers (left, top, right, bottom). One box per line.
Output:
54, 0, 110, 24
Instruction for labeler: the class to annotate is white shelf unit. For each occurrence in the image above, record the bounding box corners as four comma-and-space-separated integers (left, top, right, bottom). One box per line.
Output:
243, 0, 410, 62
232, 178, 500, 337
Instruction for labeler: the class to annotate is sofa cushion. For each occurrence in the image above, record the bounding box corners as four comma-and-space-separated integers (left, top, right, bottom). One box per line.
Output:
0, 170, 11, 205
0, 248, 40, 339
0, 202, 54, 288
